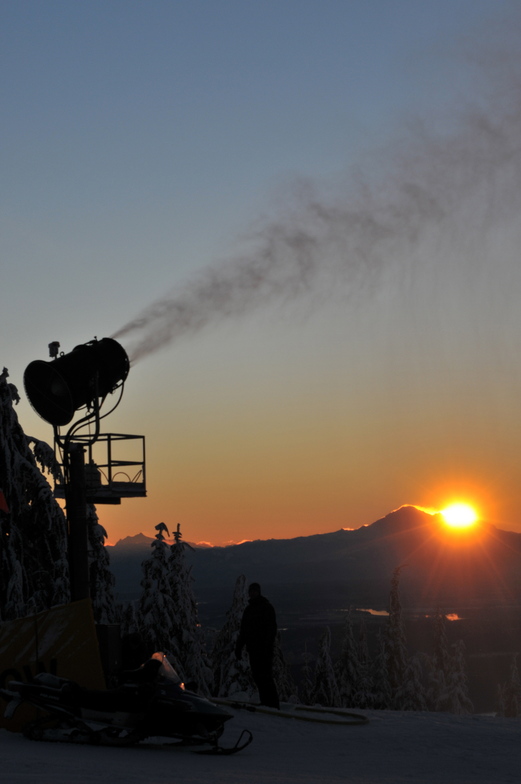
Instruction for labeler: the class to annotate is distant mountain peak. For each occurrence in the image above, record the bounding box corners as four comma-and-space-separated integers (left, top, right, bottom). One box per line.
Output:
111, 532, 212, 550
373, 504, 437, 530
113, 532, 155, 549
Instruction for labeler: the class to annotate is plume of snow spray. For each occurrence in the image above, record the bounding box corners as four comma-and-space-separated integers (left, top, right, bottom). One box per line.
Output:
113, 36, 521, 366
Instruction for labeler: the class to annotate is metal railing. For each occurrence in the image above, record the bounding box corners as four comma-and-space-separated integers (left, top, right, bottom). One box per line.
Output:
54, 433, 146, 504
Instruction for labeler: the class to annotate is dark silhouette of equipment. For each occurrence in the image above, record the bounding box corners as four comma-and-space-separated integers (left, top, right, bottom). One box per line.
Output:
24, 337, 129, 427
23, 337, 143, 604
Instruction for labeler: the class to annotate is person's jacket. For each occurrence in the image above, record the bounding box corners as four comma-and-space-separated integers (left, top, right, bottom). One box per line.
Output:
236, 595, 277, 656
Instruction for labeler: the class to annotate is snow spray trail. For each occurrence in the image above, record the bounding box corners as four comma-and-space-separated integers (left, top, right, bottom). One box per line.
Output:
112, 32, 521, 366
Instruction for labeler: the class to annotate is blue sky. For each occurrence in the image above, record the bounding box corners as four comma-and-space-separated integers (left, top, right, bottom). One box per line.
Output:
3, 1, 521, 544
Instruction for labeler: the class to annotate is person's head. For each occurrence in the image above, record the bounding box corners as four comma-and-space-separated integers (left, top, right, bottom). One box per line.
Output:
248, 582, 261, 599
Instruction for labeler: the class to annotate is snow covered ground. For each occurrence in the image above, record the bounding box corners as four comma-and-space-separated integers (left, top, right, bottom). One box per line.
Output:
2, 706, 520, 784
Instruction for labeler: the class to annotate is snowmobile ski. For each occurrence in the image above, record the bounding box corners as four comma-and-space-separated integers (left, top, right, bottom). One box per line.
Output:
193, 729, 253, 755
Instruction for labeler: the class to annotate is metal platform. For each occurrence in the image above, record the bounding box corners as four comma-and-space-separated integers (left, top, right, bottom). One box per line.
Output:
54, 433, 146, 505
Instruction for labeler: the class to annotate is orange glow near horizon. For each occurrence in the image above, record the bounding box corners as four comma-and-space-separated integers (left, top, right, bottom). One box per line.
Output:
441, 503, 478, 529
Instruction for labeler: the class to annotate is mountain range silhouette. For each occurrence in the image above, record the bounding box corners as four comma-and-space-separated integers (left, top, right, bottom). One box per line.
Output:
108, 505, 521, 620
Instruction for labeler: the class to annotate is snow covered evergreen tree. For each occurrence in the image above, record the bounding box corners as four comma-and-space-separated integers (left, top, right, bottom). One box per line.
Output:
168, 524, 213, 695
137, 522, 181, 662
0, 507, 24, 622
428, 609, 452, 711
496, 682, 507, 718
496, 653, 521, 718
352, 621, 378, 709
383, 566, 409, 708
445, 639, 473, 715
299, 646, 315, 706
87, 504, 119, 624
212, 574, 255, 699
273, 633, 297, 702
120, 599, 140, 636
0, 368, 69, 620
395, 654, 427, 711
371, 631, 393, 709
312, 627, 341, 707
335, 610, 360, 707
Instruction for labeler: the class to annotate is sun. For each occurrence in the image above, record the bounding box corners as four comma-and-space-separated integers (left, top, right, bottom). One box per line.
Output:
441, 503, 478, 529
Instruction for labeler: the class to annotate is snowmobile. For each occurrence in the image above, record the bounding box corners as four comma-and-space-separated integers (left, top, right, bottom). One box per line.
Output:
0, 652, 252, 755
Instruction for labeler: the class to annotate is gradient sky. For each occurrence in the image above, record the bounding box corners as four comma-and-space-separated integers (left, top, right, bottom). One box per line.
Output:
3, 0, 521, 545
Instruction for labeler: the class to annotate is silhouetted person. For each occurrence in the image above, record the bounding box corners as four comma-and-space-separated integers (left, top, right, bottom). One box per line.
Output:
235, 582, 280, 709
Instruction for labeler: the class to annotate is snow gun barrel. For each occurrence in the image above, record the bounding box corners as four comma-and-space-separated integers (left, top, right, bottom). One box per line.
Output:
24, 337, 129, 426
